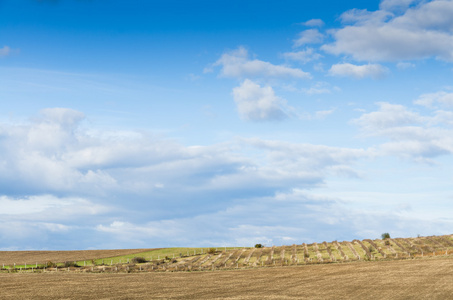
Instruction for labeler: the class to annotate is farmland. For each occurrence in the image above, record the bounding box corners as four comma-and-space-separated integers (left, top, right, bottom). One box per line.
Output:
1, 234, 453, 298
1, 235, 453, 272
0, 249, 155, 266
1, 257, 453, 299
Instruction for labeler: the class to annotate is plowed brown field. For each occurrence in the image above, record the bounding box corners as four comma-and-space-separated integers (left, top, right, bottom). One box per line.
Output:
1, 256, 453, 299
0, 249, 154, 265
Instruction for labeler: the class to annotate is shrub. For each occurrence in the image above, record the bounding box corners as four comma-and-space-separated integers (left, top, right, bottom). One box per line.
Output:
385, 240, 391, 246
368, 245, 374, 253
255, 244, 263, 248
381, 233, 391, 240
64, 261, 79, 268
207, 248, 216, 254
45, 261, 57, 268
131, 257, 147, 263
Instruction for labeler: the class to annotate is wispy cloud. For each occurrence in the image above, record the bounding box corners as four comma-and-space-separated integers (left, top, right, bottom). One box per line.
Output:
414, 91, 453, 108
301, 81, 337, 95
294, 29, 324, 47
302, 19, 325, 27
396, 62, 415, 69
211, 47, 311, 79
379, 0, 419, 12
328, 63, 389, 79
282, 48, 322, 63
0, 46, 11, 57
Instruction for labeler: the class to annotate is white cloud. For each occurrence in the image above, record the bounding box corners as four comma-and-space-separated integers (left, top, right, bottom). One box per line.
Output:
0, 108, 380, 249
0, 195, 108, 218
0, 195, 73, 215
0, 46, 11, 57
1, 107, 367, 215
391, 0, 453, 31
282, 48, 322, 63
303, 19, 325, 27
328, 63, 389, 79
232, 79, 289, 121
242, 137, 369, 177
323, 0, 453, 62
353, 102, 425, 131
339, 8, 392, 25
212, 47, 311, 79
2, 107, 452, 249
294, 29, 324, 47
96, 221, 168, 237
353, 101, 453, 162
414, 91, 453, 108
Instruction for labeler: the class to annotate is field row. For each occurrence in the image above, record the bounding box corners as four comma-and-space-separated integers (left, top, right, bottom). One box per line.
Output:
2, 235, 453, 272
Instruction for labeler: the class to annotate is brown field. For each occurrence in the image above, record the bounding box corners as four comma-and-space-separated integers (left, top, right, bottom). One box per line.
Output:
0, 249, 155, 265
1, 256, 453, 299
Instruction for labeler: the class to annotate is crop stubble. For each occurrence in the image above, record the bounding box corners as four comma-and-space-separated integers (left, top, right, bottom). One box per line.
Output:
1, 257, 453, 299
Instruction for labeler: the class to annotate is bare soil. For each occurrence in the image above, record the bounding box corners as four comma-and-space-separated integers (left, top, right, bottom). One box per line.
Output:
0, 249, 154, 265
1, 256, 453, 299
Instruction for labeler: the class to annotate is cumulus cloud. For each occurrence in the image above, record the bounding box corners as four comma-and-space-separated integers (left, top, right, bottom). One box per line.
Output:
232, 79, 289, 121
328, 63, 389, 79
2, 107, 452, 249
323, 0, 453, 62
294, 29, 324, 47
211, 47, 311, 79
0, 107, 367, 214
0, 108, 383, 249
282, 48, 322, 63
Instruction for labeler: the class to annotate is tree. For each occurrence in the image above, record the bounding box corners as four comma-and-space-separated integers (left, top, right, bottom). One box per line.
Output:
381, 233, 390, 239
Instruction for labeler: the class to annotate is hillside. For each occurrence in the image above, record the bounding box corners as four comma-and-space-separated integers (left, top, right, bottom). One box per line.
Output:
1, 234, 452, 272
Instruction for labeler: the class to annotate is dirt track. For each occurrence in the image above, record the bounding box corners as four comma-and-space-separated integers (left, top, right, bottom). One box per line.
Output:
0, 249, 154, 265
1, 256, 453, 299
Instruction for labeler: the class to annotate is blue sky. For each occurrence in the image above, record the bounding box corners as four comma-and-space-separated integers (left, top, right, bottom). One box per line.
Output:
1, 0, 453, 250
